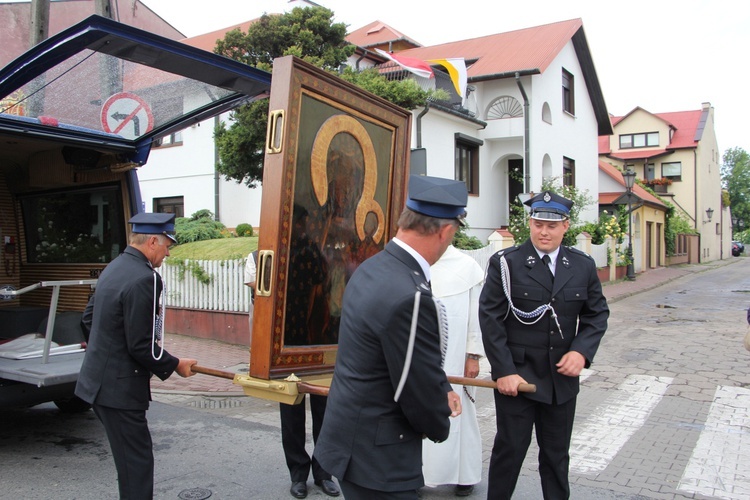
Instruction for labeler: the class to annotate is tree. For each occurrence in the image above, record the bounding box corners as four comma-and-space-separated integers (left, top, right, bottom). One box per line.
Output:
213, 6, 437, 187
721, 147, 750, 230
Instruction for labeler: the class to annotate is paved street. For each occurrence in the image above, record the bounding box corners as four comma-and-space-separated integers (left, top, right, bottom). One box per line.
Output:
1, 257, 748, 499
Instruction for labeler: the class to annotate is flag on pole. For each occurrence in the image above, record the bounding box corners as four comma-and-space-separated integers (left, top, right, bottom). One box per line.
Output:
374, 48, 434, 79
428, 58, 468, 97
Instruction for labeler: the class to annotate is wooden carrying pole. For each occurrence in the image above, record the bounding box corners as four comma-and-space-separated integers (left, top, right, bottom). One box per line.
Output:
190, 365, 537, 395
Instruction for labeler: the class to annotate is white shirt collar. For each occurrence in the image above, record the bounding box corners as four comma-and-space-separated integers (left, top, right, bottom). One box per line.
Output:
534, 246, 560, 273
392, 237, 431, 282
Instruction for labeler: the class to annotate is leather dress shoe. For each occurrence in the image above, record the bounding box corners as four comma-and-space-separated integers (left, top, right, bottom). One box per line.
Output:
314, 478, 340, 497
290, 481, 307, 498
455, 484, 474, 496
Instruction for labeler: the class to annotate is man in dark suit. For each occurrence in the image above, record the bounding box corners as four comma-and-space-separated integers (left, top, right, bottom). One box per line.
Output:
75, 213, 198, 499
479, 191, 609, 499
314, 175, 466, 500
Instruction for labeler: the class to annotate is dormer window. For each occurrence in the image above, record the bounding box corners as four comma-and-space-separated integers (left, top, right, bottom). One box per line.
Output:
619, 132, 659, 149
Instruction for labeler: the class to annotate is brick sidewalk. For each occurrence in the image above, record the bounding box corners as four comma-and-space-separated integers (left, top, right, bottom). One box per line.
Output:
153, 258, 742, 394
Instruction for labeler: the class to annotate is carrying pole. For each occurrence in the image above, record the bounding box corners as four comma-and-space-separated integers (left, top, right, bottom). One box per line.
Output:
190, 365, 536, 395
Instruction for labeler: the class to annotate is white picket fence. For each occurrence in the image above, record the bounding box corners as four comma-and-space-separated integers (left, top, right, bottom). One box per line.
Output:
160, 258, 252, 313
159, 246, 498, 313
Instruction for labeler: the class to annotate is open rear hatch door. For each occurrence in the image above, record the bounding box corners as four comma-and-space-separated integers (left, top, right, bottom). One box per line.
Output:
0, 15, 270, 388
0, 14, 271, 166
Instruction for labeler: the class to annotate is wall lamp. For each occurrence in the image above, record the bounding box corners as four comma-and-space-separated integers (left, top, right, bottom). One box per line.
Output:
704, 208, 714, 223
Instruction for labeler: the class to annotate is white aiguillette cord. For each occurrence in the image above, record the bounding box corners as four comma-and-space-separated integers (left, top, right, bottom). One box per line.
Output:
500, 255, 563, 339
394, 290, 421, 402
393, 291, 449, 403
152, 271, 165, 360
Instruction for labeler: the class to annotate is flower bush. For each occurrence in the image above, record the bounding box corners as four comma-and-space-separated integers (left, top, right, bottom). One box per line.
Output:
642, 177, 672, 187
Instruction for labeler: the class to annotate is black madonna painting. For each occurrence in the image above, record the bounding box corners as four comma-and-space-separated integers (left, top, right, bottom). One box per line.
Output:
250, 56, 412, 379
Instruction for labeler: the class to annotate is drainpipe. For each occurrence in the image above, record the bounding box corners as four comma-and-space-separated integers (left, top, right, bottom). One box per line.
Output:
694, 149, 698, 231
416, 103, 431, 149
515, 73, 530, 192
214, 115, 221, 221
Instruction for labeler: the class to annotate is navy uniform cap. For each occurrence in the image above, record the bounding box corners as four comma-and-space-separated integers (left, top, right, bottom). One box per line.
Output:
405, 175, 468, 225
523, 191, 573, 221
129, 212, 177, 243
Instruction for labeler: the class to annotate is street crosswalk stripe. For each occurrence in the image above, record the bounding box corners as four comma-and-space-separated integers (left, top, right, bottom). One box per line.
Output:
569, 374, 673, 474
678, 385, 750, 499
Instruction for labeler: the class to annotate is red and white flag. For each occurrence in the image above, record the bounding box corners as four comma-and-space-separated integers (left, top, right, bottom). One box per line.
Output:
374, 48, 433, 79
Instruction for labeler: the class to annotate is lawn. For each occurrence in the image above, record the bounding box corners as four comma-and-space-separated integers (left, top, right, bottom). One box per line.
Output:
167, 237, 257, 260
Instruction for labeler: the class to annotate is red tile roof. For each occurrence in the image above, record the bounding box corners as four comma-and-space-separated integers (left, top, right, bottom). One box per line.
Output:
607, 149, 670, 161
180, 19, 260, 52
600, 107, 704, 155
598, 160, 666, 209
346, 21, 422, 49
389, 18, 584, 81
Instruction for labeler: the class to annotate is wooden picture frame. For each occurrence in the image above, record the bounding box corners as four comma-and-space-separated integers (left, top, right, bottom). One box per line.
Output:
250, 56, 412, 379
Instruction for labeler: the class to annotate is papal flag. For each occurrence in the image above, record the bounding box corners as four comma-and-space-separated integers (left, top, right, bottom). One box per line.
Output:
428, 58, 468, 97
374, 48, 434, 79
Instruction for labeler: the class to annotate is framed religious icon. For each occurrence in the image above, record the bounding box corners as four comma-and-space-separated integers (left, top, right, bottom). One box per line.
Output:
249, 56, 412, 380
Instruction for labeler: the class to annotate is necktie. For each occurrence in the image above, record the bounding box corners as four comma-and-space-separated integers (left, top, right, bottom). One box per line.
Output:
541, 254, 554, 281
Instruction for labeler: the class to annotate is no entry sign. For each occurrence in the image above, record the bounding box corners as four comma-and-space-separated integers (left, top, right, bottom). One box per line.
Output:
101, 92, 154, 140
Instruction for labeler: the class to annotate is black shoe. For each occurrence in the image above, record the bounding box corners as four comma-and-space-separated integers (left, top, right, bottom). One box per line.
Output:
290, 481, 307, 498
455, 484, 474, 496
314, 478, 340, 497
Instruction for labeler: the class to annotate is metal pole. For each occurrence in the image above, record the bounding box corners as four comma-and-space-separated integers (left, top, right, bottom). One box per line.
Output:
626, 190, 636, 280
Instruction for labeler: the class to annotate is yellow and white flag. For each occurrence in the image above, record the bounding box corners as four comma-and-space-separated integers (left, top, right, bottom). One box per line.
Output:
428, 58, 468, 97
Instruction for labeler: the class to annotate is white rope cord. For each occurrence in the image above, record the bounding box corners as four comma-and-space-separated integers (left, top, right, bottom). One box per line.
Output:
500, 255, 564, 339
394, 290, 421, 402
151, 272, 165, 360
433, 296, 449, 369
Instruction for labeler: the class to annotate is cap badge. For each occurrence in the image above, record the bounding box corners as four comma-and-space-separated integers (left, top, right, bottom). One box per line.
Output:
543, 192, 551, 203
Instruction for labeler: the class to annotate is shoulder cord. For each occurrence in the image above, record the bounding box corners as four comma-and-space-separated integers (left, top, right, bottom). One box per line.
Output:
394, 290, 422, 402
500, 255, 564, 339
433, 296, 449, 368
152, 271, 165, 360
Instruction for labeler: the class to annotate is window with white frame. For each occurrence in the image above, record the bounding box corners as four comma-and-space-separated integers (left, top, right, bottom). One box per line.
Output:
662, 162, 682, 181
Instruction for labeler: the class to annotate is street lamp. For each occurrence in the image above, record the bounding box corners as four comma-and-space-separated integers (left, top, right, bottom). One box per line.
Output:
623, 168, 636, 280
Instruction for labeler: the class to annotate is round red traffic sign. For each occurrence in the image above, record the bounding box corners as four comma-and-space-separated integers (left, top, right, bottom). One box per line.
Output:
100, 92, 154, 140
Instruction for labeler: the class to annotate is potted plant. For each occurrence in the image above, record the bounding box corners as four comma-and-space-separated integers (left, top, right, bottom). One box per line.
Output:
643, 177, 672, 192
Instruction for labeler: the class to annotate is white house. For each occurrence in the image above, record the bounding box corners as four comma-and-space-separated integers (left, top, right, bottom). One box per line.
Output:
142, 14, 612, 241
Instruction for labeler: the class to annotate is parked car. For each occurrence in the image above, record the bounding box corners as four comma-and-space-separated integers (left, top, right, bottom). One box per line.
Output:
732, 241, 744, 256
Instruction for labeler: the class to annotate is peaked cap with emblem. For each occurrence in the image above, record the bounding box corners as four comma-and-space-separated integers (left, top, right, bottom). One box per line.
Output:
129, 212, 177, 243
524, 191, 573, 221
406, 175, 468, 225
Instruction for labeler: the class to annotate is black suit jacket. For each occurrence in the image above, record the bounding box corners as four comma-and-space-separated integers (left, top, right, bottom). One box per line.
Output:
75, 247, 179, 410
314, 241, 452, 492
479, 240, 609, 404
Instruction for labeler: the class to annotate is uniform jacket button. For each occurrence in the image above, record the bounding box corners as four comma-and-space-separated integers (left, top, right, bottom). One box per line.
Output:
399, 434, 404, 440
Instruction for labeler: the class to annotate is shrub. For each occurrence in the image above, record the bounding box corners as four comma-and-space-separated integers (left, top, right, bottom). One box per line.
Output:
235, 223, 254, 237
174, 210, 228, 244
452, 225, 485, 250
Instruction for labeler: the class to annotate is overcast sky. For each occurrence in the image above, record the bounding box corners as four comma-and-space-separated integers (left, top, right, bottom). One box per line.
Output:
139, 0, 749, 157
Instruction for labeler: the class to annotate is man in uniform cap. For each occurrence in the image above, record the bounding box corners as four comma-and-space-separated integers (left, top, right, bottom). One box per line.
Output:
479, 191, 609, 499
76, 212, 197, 499
315, 175, 465, 499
